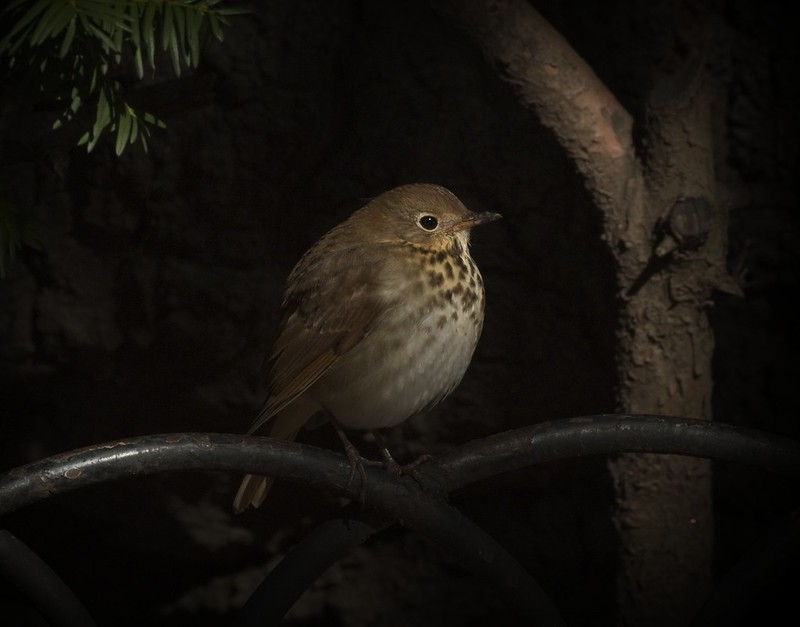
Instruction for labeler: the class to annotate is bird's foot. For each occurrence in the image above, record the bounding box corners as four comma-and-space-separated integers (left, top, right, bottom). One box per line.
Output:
332, 424, 437, 503
371, 431, 433, 477
342, 443, 368, 500
332, 420, 371, 503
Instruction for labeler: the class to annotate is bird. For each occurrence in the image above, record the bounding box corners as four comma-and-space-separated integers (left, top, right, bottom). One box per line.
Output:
233, 183, 500, 512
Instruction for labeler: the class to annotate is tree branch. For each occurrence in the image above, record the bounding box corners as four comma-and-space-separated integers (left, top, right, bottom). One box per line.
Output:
430, 0, 643, 234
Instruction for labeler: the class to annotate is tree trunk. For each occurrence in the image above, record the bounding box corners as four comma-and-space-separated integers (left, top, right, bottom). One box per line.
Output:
607, 64, 728, 625
430, 1, 736, 623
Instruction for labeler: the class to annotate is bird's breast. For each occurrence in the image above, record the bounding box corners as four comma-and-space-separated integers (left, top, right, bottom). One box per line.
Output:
308, 246, 486, 430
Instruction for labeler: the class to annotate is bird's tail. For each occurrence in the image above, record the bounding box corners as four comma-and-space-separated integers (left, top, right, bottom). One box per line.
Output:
233, 397, 320, 513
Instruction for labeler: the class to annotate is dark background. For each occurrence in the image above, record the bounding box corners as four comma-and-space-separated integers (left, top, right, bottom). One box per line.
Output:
1, 0, 797, 625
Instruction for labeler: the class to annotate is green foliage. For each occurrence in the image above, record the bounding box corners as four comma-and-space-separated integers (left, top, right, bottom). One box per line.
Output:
0, 1, 246, 277
0, 0, 247, 155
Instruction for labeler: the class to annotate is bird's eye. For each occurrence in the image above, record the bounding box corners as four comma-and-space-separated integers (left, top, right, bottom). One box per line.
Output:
418, 215, 438, 231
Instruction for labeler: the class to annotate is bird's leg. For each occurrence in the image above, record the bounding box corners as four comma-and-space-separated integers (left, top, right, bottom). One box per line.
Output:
371, 430, 404, 476
331, 419, 369, 500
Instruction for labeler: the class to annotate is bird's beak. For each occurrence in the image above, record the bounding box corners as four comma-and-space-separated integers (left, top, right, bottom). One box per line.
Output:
449, 211, 502, 232
473, 211, 503, 225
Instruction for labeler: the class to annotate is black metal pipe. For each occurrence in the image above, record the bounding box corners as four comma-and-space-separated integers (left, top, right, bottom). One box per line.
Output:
0, 434, 352, 517
691, 508, 800, 627
0, 530, 96, 627
430, 414, 800, 492
2, 416, 797, 518
237, 518, 376, 626
1, 415, 798, 626
0, 433, 564, 624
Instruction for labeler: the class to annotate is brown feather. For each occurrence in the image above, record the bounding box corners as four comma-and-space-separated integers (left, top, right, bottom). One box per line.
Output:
234, 396, 321, 512
247, 243, 389, 435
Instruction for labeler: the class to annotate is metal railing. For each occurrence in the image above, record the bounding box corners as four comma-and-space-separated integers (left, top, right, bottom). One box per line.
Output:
1, 414, 799, 626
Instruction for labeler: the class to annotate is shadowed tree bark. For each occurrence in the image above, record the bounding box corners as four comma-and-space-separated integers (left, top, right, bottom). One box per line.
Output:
429, 1, 740, 624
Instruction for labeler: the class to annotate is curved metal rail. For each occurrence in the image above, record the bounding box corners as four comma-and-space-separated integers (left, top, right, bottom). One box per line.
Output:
0, 414, 798, 625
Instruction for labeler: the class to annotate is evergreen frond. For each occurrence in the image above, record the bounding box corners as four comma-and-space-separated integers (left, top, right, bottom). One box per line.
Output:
0, 0, 248, 156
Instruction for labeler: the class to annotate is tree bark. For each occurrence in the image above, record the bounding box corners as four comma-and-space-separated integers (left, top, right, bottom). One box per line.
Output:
430, 0, 736, 624
607, 63, 723, 626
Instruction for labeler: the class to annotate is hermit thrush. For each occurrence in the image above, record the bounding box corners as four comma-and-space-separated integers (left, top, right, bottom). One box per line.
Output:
233, 184, 500, 511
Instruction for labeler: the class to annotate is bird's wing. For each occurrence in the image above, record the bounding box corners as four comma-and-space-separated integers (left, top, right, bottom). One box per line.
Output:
247, 243, 388, 434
